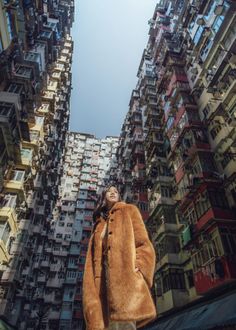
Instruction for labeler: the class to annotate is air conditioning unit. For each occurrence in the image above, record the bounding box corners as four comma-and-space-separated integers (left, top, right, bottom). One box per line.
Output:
214, 5, 224, 16
229, 54, 236, 65
190, 67, 198, 75
196, 17, 205, 26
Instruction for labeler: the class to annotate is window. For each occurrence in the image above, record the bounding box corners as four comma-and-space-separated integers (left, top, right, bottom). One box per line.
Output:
35, 116, 44, 125
1, 194, 17, 208
16, 66, 32, 78
67, 271, 77, 279
193, 26, 204, 44
30, 130, 39, 141
208, 190, 228, 209
212, 15, 224, 34
202, 105, 210, 119
0, 36, 3, 53
56, 233, 62, 239
221, 152, 233, 169
183, 207, 197, 225
6, 83, 23, 94
186, 270, 194, 288
10, 170, 25, 181
5, 11, 14, 41
21, 148, 32, 160
220, 227, 236, 255
0, 222, 10, 245
69, 258, 77, 265
210, 125, 222, 140
163, 269, 186, 293
195, 191, 211, 218
192, 232, 223, 272
138, 202, 148, 212
79, 257, 86, 264
78, 271, 83, 281
161, 186, 171, 198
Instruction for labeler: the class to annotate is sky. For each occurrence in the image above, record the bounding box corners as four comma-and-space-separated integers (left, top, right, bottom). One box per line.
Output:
70, 0, 157, 139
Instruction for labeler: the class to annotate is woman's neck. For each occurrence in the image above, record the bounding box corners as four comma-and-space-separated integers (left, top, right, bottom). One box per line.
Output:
106, 201, 116, 210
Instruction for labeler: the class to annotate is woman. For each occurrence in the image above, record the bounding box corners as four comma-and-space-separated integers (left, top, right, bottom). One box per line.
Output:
82, 185, 157, 330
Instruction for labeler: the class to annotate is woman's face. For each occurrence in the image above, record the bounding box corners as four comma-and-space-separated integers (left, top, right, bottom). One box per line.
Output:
105, 186, 119, 208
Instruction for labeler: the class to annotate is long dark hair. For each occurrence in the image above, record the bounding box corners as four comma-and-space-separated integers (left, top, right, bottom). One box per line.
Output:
93, 185, 121, 222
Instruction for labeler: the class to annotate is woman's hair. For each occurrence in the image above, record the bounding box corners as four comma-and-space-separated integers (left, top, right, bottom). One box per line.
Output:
93, 185, 121, 222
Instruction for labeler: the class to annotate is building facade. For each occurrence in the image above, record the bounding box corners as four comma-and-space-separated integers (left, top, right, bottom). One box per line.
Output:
0, 0, 75, 328
117, 0, 236, 326
57, 132, 118, 329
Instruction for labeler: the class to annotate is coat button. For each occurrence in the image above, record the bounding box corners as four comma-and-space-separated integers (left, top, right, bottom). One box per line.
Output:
110, 219, 114, 222
109, 231, 112, 235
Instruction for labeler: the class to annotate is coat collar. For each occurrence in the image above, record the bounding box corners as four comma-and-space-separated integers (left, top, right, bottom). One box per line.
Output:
110, 201, 127, 212
95, 201, 127, 223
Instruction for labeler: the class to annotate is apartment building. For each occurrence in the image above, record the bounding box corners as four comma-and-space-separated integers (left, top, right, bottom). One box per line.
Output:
117, 0, 236, 328
57, 132, 118, 329
0, 0, 75, 328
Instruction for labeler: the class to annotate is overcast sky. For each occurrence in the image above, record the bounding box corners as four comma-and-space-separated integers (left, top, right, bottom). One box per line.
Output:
70, 0, 157, 138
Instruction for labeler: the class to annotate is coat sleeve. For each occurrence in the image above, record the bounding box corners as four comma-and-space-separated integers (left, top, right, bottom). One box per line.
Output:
129, 204, 156, 288
82, 234, 104, 330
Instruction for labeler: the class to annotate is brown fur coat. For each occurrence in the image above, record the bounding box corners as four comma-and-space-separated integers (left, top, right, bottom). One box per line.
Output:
82, 202, 157, 330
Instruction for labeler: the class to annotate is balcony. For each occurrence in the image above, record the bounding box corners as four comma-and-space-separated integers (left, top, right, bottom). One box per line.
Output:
222, 156, 236, 178
37, 103, 50, 115
44, 292, 56, 303
32, 224, 41, 234
42, 90, 55, 102
67, 261, 79, 269
157, 289, 189, 315
10, 239, 25, 256
60, 310, 73, 320
53, 249, 68, 257
61, 204, 75, 212
196, 207, 235, 232
69, 245, 80, 255
32, 261, 40, 269
156, 253, 184, 271
18, 218, 30, 231
193, 256, 235, 295
0, 300, 8, 315
1, 269, 17, 283
41, 260, 50, 268
48, 310, 60, 320
153, 223, 181, 240
50, 263, 62, 272
0, 206, 18, 233
14, 65, 33, 81
64, 276, 77, 285
34, 203, 45, 215
0, 94, 21, 148
37, 274, 47, 283
46, 278, 64, 288
85, 202, 95, 210
149, 194, 175, 215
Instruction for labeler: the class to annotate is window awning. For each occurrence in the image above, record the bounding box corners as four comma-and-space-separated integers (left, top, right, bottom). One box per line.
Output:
146, 290, 236, 330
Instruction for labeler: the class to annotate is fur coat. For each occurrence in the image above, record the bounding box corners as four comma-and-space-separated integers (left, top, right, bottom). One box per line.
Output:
82, 202, 157, 330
